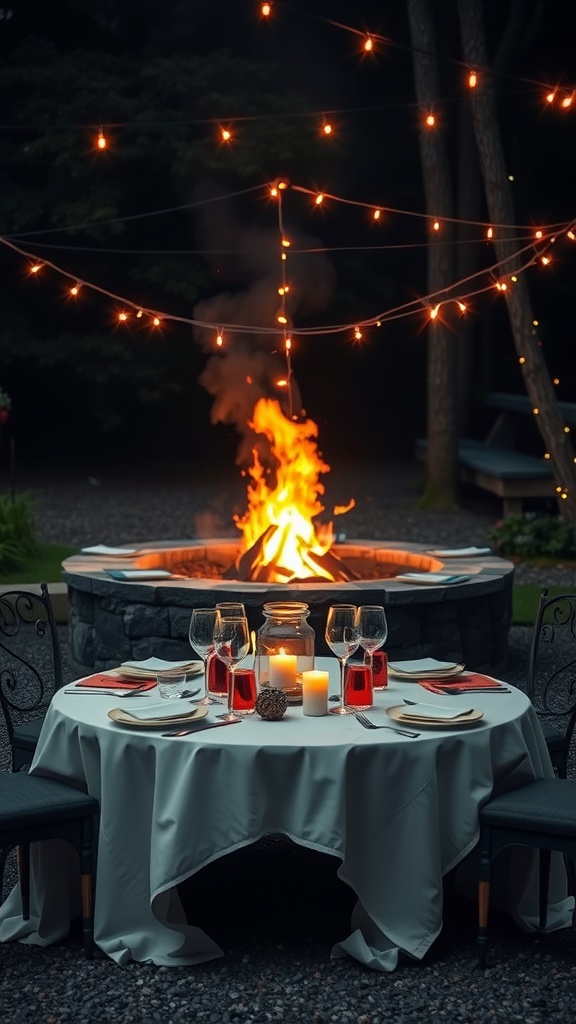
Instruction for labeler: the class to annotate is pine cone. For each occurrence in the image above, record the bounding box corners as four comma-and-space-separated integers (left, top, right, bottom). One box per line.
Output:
255, 687, 288, 720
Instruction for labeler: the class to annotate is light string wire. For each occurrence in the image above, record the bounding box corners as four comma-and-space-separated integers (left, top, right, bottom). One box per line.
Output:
1, 187, 573, 338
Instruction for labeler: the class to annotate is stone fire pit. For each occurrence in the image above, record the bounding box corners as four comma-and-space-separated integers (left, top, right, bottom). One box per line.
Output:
62, 540, 514, 677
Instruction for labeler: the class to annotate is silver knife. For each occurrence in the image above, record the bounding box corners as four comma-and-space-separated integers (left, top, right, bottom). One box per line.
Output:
162, 719, 242, 737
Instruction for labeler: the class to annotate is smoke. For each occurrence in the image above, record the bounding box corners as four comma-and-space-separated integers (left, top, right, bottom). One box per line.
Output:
192, 182, 336, 468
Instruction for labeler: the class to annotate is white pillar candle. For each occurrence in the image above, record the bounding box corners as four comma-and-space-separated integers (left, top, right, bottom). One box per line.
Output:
269, 652, 297, 690
302, 670, 329, 717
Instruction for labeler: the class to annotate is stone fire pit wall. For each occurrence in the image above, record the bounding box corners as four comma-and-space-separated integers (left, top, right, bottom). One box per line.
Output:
62, 540, 514, 678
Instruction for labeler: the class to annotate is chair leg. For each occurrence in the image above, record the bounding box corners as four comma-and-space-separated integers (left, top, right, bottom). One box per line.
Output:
538, 849, 551, 933
17, 844, 31, 920
477, 877, 491, 968
80, 820, 95, 959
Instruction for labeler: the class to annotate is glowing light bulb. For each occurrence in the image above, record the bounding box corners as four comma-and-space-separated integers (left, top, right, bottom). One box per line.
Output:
315, 193, 324, 205
354, 327, 362, 340
511, 275, 518, 282
486, 227, 493, 239
561, 92, 574, 109
152, 317, 161, 327
535, 229, 543, 239
281, 253, 287, 261
425, 113, 435, 127
261, 2, 271, 15
270, 186, 278, 197
70, 284, 80, 296
277, 179, 288, 190
546, 91, 556, 104
220, 126, 232, 142
533, 407, 539, 415
429, 304, 440, 320
457, 301, 467, 313
281, 238, 290, 248
496, 281, 507, 291
97, 130, 107, 150
322, 122, 333, 136
544, 453, 551, 460
567, 230, 575, 240
564, 426, 571, 433
216, 333, 223, 346
285, 337, 292, 351
468, 70, 477, 88
541, 255, 551, 265
519, 356, 526, 364
136, 310, 143, 318
276, 379, 288, 387
277, 315, 288, 325
433, 220, 440, 232
553, 377, 560, 385
364, 35, 373, 52
29, 263, 42, 274
118, 312, 128, 322
373, 208, 381, 221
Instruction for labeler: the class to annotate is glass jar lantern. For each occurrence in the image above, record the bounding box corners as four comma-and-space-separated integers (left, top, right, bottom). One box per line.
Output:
256, 602, 315, 703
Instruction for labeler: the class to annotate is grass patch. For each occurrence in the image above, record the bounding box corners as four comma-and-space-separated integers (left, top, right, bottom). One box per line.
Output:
0, 542, 77, 584
512, 584, 571, 625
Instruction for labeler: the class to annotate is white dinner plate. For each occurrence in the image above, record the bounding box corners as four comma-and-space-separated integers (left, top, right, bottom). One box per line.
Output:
386, 704, 484, 728
117, 658, 203, 679
106, 569, 175, 580
427, 547, 492, 558
81, 545, 140, 556
388, 658, 465, 680
108, 705, 209, 728
394, 573, 471, 585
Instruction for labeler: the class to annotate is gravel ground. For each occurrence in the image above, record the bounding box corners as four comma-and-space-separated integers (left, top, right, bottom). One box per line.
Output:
1, 459, 575, 1024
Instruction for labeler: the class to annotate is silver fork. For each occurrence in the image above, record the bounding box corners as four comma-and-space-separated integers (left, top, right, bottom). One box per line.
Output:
355, 712, 420, 738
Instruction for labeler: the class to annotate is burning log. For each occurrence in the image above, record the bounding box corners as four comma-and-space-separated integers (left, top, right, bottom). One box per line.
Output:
224, 524, 360, 583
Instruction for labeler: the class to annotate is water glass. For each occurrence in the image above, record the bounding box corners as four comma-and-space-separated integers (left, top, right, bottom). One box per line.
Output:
344, 663, 373, 709
157, 670, 188, 699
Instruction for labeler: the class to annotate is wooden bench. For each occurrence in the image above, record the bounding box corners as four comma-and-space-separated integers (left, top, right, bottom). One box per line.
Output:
416, 391, 576, 516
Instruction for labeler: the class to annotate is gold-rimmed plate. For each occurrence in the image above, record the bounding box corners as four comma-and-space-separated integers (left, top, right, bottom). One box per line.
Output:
108, 705, 209, 728
386, 704, 483, 728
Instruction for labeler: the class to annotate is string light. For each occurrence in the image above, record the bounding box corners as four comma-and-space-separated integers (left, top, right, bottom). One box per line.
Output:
425, 113, 436, 127
372, 208, 382, 221
321, 121, 333, 136
29, 262, 42, 274
429, 304, 440, 320
96, 129, 107, 150
486, 227, 493, 239
315, 193, 324, 205
261, 3, 271, 16
69, 284, 80, 296
216, 331, 223, 346
220, 126, 232, 143
364, 35, 374, 53
432, 220, 440, 231
118, 311, 129, 322
468, 70, 478, 88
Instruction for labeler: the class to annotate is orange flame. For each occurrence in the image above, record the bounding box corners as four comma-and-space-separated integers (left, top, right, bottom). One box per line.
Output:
234, 398, 347, 581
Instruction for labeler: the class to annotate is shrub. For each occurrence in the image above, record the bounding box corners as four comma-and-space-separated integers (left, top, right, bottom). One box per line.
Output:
489, 512, 576, 560
0, 492, 39, 572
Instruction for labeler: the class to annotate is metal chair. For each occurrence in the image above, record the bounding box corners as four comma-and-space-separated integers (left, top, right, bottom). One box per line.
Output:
477, 772, 576, 968
0, 583, 63, 771
527, 590, 576, 778
0, 771, 99, 958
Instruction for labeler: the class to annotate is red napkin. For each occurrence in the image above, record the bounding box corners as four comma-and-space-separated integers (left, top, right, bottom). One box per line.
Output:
419, 673, 505, 694
75, 674, 156, 691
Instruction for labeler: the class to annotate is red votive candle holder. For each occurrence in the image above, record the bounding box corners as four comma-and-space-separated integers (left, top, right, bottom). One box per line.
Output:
231, 668, 257, 714
344, 663, 373, 709
372, 650, 388, 690
207, 655, 228, 697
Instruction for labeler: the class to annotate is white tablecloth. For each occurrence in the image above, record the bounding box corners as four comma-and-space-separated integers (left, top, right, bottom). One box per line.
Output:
0, 660, 571, 970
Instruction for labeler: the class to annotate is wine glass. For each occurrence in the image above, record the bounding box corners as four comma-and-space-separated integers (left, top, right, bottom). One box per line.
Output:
188, 608, 221, 705
213, 616, 251, 723
325, 604, 360, 716
357, 605, 388, 690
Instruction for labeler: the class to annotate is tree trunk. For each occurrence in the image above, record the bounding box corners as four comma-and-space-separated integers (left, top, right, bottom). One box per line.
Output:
457, 0, 576, 524
407, 0, 459, 507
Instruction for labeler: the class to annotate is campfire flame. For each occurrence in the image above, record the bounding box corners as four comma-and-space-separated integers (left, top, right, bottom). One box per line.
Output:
232, 398, 356, 583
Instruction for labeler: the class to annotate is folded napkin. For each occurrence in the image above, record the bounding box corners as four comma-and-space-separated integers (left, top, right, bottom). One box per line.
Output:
120, 702, 200, 722
400, 701, 473, 720
81, 545, 140, 556
419, 673, 505, 694
75, 674, 156, 691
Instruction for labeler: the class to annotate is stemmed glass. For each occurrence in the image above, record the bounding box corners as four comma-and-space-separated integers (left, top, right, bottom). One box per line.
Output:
325, 604, 360, 716
213, 616, 251, 723
357, 605, 388, 690
188, 607, 221, 705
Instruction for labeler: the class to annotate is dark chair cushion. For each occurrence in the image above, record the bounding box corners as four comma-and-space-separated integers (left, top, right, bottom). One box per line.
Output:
480, 779, 576, 837
12, 720, 44, 751
0, 774, 99, 828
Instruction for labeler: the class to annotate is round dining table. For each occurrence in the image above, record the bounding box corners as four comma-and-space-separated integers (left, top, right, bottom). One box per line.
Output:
0, 658, 572, 971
